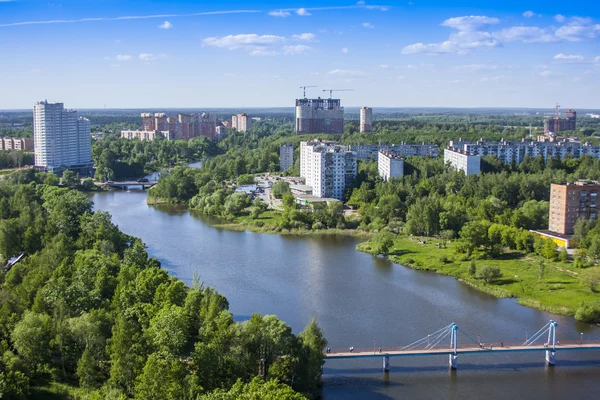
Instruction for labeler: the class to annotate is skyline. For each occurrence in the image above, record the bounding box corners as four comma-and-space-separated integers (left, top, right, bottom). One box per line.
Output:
1, 0, 599, 109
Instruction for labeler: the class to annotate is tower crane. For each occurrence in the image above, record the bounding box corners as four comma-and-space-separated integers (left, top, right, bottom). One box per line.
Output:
322, 89, 353, 98
299, 86, 318, 98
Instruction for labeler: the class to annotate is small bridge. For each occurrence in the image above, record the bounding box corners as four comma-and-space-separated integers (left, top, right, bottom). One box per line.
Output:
325, 321, 600, 372
104, 181, 158, 190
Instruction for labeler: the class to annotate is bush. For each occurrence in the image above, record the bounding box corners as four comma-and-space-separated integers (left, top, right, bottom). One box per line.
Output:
438, 254, 450, 264
575, 303, 600, 323
476, 265, 502, 284
312, 221, 325, 231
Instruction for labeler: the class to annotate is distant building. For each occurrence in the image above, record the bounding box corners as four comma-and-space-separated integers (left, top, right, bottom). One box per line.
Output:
232, 113, 253, 132
549, 181, 600, 235
444, 147, 481, 175
300, 140, 356, 199
378, 150, 404, 181
280, 143, 294, 172
295, 98, 344, 135
1, 138, 34, 151
215, 125, 227, 140
449, 138, 600, 165
544, 108, 576, 134
348, 143, 439, 161
121, 112, 217, 141
360, 106, 373, 133
33, 101, 93, 175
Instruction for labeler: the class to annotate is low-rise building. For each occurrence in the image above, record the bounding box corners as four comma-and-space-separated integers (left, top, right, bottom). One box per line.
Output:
120, 130, 172, 141
280, 143, 294, 172
1, 138, 34, 151
444, 147, 481, 175
348, 142, 438, 161
378, 150, 404, 181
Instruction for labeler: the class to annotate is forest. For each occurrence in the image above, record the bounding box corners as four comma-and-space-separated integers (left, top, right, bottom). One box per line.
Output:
0, 169, 326, 399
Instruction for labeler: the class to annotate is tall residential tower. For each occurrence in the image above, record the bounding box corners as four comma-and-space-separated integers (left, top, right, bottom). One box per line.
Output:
33, 101, 92, 175
295, 98, 344, 135
360, 106, 373, 132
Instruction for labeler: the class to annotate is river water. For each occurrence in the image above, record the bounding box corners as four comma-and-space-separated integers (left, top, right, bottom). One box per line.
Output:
91, 191, 600, 400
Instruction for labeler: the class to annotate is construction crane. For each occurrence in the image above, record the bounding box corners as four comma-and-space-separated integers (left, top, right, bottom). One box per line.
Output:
299, 86, 318, 98
322, 89, 353, 98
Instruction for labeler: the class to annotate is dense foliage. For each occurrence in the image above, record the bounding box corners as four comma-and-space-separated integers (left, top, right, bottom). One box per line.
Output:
0, 151, 33, 169
0, 171, 326, 399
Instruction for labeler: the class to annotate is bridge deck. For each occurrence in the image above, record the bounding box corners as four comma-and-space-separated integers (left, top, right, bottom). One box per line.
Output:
325, 341, 600, 359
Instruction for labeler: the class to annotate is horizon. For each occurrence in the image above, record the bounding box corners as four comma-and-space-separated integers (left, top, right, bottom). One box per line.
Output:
1, 0, 599, 109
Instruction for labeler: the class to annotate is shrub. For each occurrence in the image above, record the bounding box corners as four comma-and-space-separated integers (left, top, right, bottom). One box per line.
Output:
476, 265, 502, 284
575, 303, 600, 323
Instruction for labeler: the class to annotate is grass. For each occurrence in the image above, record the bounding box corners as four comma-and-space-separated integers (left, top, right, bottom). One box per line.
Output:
357, 236, 600, 318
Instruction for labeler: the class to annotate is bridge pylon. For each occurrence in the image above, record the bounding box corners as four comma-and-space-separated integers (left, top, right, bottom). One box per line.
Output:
449, 323, 458, 370
546, 320, 558, 365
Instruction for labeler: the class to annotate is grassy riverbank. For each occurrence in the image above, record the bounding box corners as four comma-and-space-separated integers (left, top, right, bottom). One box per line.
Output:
357, 236, 600, 318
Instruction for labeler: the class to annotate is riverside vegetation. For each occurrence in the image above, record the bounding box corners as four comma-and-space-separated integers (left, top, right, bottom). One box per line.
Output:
0, 169, 327, 399
139, 118, 600, 322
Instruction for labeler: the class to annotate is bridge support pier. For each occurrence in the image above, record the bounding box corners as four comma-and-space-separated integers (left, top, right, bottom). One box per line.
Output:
545, 350, 555, 366
449, 354, 458, 370
383, 355, 390, 372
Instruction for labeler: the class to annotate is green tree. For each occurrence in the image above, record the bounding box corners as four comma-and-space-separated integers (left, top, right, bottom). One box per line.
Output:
537, 260, 546, 282
476, 265, 503, 284
558, 247, 569, 263
583, 268, 600, 292
148, 305, 190, 357
236, 174, 256, 185
370, 232, 395, 256
61, 170, 80, 187
541, 239, 558, 260
468, 260, 477, 277
272, 181, 291, 199
199, 377, 306, 400
251, 198, 268, 219
11, 311, 53, 372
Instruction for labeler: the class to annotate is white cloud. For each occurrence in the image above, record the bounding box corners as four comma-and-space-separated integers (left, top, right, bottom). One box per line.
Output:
480, 75, 503, 82
158, 20, 172, 29
356, 1, 366, 5
268, 10, 290, 17
341, 47, 349, 54
402, 30, 499, 55
116, 54, 132, 61
139, 53, 167, 61
554, 53, 584, 62
292, 33, 316, 41
380, 64, 389, 69
523, 11, 536, 18
554, 14, 566, 23
539, 70, 559, 77
455, 64, 498, 72
203, 34, 286, 55
328, 69, 370, 77
441, 15, 500, 31
0, 9, 261, 28
404, 63, 435, 69
362, 22, 375, 28
283, 45, 313, 55
555, 17, 600, 41
296, 8, 312, 16
493, 26, 556, 43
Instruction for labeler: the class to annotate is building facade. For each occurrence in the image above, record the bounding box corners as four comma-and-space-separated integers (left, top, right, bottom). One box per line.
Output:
121, 112, 217, 141
544, 109, 576, 134
378, 150, 404, 181
444, 147, 481, 175
549, 181, 600, 235
231, 113, 253, 132
360, 106, 373, 133
33, 101, 93, 175
300, 140, 356, 199
295, 98, 344, 135
348, 142, 439, 161
1, 138, 34, 151
280, 143, 294, 172
448, 138, 600, 165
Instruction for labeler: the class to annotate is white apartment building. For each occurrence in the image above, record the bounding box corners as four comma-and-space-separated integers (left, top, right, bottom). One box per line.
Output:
232, 113, 253, 132
444, 147, 481, 175
360, 106, 373, 132
348, 143, 439, 161
300, 140, 357, 199
378, 150, 404, 181
33, 101, 93, 175
280, 143, 294, 172
448, 138, 600, 165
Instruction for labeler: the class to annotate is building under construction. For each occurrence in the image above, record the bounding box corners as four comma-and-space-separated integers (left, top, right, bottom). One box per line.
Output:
544, 106, 576, 134
295, 98, 344, 135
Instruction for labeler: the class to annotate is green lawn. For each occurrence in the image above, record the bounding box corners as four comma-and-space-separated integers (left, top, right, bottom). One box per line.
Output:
358, 236, 600, 317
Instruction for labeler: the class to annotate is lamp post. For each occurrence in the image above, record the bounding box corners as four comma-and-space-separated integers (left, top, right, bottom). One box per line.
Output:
580, 332, 583, 346
374, 339, 376, 354
526, 331, 528, 342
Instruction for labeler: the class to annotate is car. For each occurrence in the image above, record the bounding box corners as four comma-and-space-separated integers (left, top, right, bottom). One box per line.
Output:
137, 178, 149, 183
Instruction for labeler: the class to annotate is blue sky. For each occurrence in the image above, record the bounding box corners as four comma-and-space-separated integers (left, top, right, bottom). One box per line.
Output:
1, 0, 599, 109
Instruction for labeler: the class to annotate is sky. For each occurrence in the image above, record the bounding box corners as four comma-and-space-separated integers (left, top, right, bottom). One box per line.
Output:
0, 0, 599, 109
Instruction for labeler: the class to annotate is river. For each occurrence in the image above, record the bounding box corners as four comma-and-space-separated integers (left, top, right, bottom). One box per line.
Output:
90, 191, 600, 400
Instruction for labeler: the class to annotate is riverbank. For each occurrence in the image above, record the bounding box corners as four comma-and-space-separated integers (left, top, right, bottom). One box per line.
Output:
357, 236, 600, 320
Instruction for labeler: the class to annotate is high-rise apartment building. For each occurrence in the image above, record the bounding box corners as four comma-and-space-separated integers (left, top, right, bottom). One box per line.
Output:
378, 150, 404, 181
232, 113, 253, 132
549, 181, 600, 235
121, 112, 217, 141
444, 147, 481, 175
544, 109, 577, 134
280, 143, 294, 172
295, 98, 344, 135
360, 106, 373, 133
33, 101, 92, 175
300, 140, 356, 199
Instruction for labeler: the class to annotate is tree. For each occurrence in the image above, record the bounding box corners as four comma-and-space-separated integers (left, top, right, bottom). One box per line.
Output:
199, 377, 306, 400
148, 305, 190, 357
61, 170, 80, 187
236, 174, 256, 185
583, 268, 600, 293
537, 260, 546, 282
370, 232, 395, 256
296, 318, 327, 396
468, 260, 477, 277
558, 247, 569, 263
272, 181, 290, 199
11, 311, 53, 371
476, 265, 502, 284
251, 198, 268, 219
541, 239, 558, 260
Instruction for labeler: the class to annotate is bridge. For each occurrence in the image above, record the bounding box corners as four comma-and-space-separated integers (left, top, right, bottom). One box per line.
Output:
324, 321, 600, 372
103, 181, 158, 190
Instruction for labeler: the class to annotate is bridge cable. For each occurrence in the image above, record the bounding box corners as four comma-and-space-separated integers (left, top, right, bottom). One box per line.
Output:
457, 327, 481, 346
400, 324, 453, 351
426, 330, 451, 350
523, 322, 551, 346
